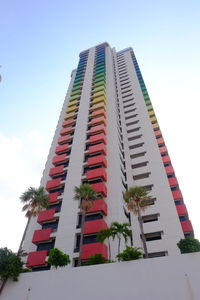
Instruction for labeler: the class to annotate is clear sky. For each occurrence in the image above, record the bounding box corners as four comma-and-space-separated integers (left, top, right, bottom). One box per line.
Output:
0, 0, 200, 251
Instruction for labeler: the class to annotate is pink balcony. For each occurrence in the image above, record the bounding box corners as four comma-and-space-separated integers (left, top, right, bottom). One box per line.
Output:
81, 243, 108, 260
88, 199, 107, 215
55, 144, 68, 154
58, 135, 71, 145
176, 204, 188, 216
89, 125, 106, 135
46, 178, 62, 190
168, 177, 178, 186
156, 137, 165, 145
91, 182, 107, 197
52, 154, 67, 165
27, 250, 48, 267
88, 143, 106, 155
83, 219, 108, 235
49, 165, 64, 176
48, 192, 61, 203
32, 228, 52, 243
89, 133, 107, 144
172, 190, 183, 200
88, 154, 107, 168
62, 119, 75, 128
91, 109, 106, 118
181, 220, 193, 233
86, 167, 107, 181
60, 127, 73, 136
155, 130, 162, 137
162, 155, 171, 163
90, 116, 106, 126
165, 166, 174, 174
37, 209, 56, 223
159, 146, 168, 154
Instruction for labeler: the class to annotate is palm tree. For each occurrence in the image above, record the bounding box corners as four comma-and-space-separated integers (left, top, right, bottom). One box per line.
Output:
74, 183, 100, 266
110, 222, 132, 257
18, 186, 49, 255
123, 186, 152, 258
97, 228, 113, 261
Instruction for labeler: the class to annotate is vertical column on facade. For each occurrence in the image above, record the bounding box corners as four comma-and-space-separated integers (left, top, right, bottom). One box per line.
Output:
26, 52, 90, 270
130, 51, 194, 239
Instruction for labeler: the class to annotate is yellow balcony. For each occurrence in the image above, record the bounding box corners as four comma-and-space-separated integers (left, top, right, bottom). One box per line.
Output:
70, 94, 80, 101
92, 86, 106, 94
148, 110, 154, 116
91, 102, 106, 111
152, 123, 159, 129
150, 116, 157, 123
91, 90, 106, 99
68, 100, 78, 107
92, 96, 106, 105
66, 106, 77, 113
64, 112, 76, 120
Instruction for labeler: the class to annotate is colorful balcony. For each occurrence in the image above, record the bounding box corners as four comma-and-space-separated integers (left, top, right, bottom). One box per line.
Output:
27, 250, 48, 267
66, 106, 77, 113
58, 135, 71, 145
176, 204, 188, 216
181, 220, 193, 233
168, 177, 178, 186
62, 119, 75, 128
150, 116, 157, 123
89, 133, 106, 144
64, 112, 76, 120
86, 167, 107, 181
32, 228, 52, 243
92, 86, 105, 94
55, 144, 69, 154
152, 123, 159, 130
81, 243, 108, 260
89, 124, 106, 135
156, 137, 165, 145
92, 96, 106, 105
37, 209, 56, 223
91, 109, 106, 118
49, 165, 65, 176
88, 199, 107, 215
60, 127, 73, 136
52, 154, 67, 165
48, 192, 61, 203
88, 154, 107, 168
70, 94, 80, 101
46, 178, 62, 190
83, 219, 108, 235
91, 182, 107, 197
162, 155, 171, 164
172, 190, 183, 200
165, 166, 174, 174
159, 146, 168, 154
90, 116, 106, 126
91, 102, 106, 111
88, 143, 106, 155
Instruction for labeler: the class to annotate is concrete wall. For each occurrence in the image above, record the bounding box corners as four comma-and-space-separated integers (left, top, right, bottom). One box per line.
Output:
2, 253, 200, 300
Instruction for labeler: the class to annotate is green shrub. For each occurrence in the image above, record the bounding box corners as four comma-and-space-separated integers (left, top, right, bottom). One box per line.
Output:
85, 254, 111, 265
117, 246, 142, 261
0, 248, 23, 281
177, 237, 200, 254
47, 248, 70, 269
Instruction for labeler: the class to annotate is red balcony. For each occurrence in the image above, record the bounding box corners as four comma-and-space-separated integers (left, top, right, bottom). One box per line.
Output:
37, 209, 56, 223
88, 154, 107, 168
162, 155, 171, 163
165, 166, 174, 174
32, 228, 52, 243
52, 154, 67, 165
155, 130, 162, 137
88, 143, 106, 155
55, 144, 68, 154
156, 137, 165, 145
91, 109, 106, 118
90, 116, 106, 126
27, 250, 48, 267
172, 190, 183, 200
48, 192, 61, 203
91, 182, 107, 197
81, 243, 108, 260
49, 165, 64, 176
89, 133, 106, 144
83, 219, 108, 235
89, 125, 106, 135
86, 167, 107, 181
46, 178, 62, 190
176, 204, 188, 216
88, 199, 107, 215
159, 146, 168, 154
58, 135, 71, 145
62, 119, 75, 128
60, 127, 73, 136
168, 177, 178, 186
181, 220, 193, 233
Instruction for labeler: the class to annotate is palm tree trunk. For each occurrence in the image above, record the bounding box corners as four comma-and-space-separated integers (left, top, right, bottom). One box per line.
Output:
77, 211, 86, 266
118, 237, 121, 260
17, 217, 31, 256
138, 209, 148, 258
108, 238, 111, 261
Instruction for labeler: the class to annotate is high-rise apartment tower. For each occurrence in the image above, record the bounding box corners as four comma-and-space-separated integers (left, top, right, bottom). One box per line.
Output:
21, 42, 193, 269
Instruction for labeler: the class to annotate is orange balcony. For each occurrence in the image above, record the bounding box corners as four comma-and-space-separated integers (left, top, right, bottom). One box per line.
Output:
46, 178, 62, 190
52, 154, 67, 165
154, 130, 162, 137
88, 143, 106, 155
49, 165, 65, 177
156, 138, 165, 145
62, 119, 75, 128
89, 133, 106, 144
86, 167, 107, 181
27, 250, 48, 267
81, 243, 108, 260
172, 190, 183, 200
176, 204, 188, 216
88, 199, 107, 215
37, 209, 56, 223
48, 192, 61, 203
89, 125, 106, 135
168, 177, 178, 186
88, 154, 107, 167
90, 116, 106, 126
91, 109, 106, 118
58, 135, 71, 145
162, 155, 171, 164
165, 166, 174, 174
181, 220, 193, 233
55, 144, 68, 154
32, 228, 52, 243
91, 182, 107, 197
83, 219, 108, 235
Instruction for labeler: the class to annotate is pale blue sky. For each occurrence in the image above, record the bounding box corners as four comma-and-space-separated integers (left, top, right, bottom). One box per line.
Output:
1, 0, 200, 250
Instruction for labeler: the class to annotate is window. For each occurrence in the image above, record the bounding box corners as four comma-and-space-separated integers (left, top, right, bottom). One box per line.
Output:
129, 142, 144, 150
133, 172, 150, 180
83, 235, 97, 244
123, 98, 134, 104
124, 108, 136, 114
131, 161, 148, 169
124, 103, 135, 109
122, 93, 133, 99
47, 202, 62, 213
179, 215, 188, 221
125, 114, 138, 120
142, 214, 159, 223
74, 234, 80, 252
37, 239, 55, 251
127, 125, 140, 132
141, 184, 153, 191
42, 220, 59, 230
148, 251, 168, 258
145, 231, 163, 241
130, 151, 146, 159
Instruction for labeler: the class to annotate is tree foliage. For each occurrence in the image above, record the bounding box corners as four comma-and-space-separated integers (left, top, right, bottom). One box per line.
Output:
117, 246, 142, 261
74, 184, 100, 212
85, 254, 110, 265
0, 248, 23, 281
177, 237, 200, 254
97, 228, 113, 260
47, 248, 70, 269
110, 222, 132, 256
